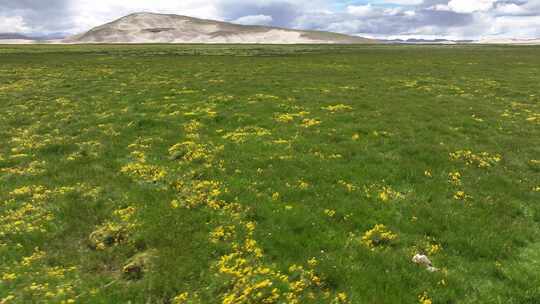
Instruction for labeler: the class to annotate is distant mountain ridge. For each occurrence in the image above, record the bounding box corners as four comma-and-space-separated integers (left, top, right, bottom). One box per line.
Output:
386, 38, 474, 44
0, 33, 33, 40
475, 38, 540, 45
64, 12, 377, 44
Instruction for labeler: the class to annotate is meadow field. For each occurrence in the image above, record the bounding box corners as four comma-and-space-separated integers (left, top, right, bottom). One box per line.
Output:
0, 44, 539, 303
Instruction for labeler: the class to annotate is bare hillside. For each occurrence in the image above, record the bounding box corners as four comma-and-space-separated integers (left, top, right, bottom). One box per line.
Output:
64, 12, 377, 44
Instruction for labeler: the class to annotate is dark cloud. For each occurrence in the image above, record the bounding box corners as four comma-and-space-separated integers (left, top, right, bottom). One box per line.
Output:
417, 9, 473, 27
0, 0, 68, 10
0, 0, 73, 33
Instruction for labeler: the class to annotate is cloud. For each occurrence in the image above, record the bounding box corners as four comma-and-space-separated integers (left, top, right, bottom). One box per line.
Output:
232, 15, 274, 25
0, 0, 73, 33
0, 0, 539, 39
446, 0, 496, 13
0, 15, 30, 32
215, 0, 327, 28
347, 5, 377, 17
68, 0, 222, 34
379, 0, 424, 4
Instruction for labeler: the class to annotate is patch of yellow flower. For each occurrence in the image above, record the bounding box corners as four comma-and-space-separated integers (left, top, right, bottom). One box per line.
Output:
526, 112, 539, 123
184, 120, 202, 136
274, 111, 310, 123
453, 191, 471, 201
1, 272, 17, 281
0, 184, 97, 238
428, 243, 443, 255
248, 93, 280, 102
0, 248, 79, 303
172, 179, 231, 211
89, 206, 138, 250
414, 237, 443, 256
168, 141, 223, 163
297, 180, 310, 190
338, 180, 357, 192
418, 292, 433, 304
301, 118, 322, 128
2, 160, 47, 176
172, 292, 195, 304
121, 162, 167, 183
448, 172, 462, 186
450, 150, 502, 168
275, 113, 295, 123
209, 94, 235, 103
364, 184, 405, 203
217, 234, 347, 304
183, 106, 218, 119
322, 104, 353, 112
223, 126, 271, 143
324, 209, 336, 217
210, 225, 236, 244
313, 151, 343, 160
361, 224, 397, 250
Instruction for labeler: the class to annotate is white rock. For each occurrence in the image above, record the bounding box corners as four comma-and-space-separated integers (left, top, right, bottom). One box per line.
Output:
412, 254, 439, 272
412, 254, 432, 266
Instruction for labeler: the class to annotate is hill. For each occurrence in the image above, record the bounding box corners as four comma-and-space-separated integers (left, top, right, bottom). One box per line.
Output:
475, 38, 540, 45
64, 12, 376, 44
0, 33, 33, 40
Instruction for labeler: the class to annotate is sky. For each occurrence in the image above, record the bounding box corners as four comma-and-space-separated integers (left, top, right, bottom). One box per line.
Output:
0, 0, 539, 40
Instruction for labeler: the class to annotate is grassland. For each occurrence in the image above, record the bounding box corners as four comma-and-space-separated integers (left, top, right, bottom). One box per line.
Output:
0, 44, 539, 304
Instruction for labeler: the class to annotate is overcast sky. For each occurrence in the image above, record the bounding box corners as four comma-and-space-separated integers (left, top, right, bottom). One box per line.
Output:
1, 0, 539, 39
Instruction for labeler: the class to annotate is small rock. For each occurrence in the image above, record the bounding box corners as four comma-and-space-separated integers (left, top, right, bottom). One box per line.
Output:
412, 254, 439, 272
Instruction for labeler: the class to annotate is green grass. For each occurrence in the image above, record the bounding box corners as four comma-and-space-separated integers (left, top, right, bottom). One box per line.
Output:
0, 44, 539, 304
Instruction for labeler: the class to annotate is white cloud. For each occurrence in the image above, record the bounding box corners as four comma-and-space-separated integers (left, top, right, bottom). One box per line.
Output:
1, 0, 540, 39
232, 14, 273, 25
429, 4, 451, 11
493, 3, 528, 15
379, 0, 423, 4
447, 0, 496, 13
68, 0, 222, 33
479, 15, 540, 38
0, 15, 30, 32
347, 5, 376, 17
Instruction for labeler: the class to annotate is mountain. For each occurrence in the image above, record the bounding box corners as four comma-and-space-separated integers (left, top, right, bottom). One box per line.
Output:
64, 12, 376, 44
30, 32, 69, 40
385, 38, 474, 44
475, 38, 540, 45
0, 33, 33, 40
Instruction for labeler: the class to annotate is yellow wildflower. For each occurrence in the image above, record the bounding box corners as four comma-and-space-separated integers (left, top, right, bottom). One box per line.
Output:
1, 273, 16, 281
448, 172, 462, 185
301, 118, 321, 128
418, 292, 432, 304
322, 104, 353, 112
324, 209, 336, 217
361, 224, 397, 250
172, 292, 189, 304
453, 191, 471, 201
